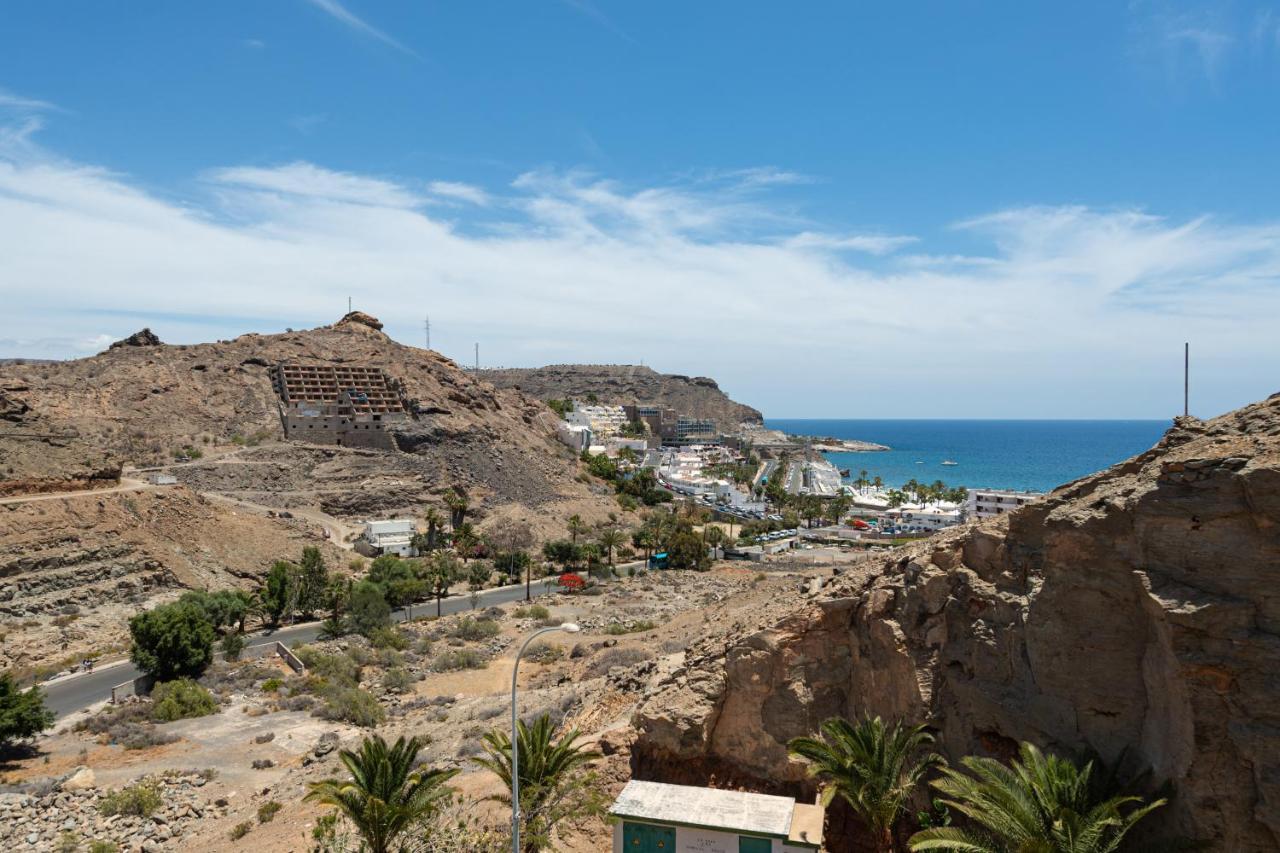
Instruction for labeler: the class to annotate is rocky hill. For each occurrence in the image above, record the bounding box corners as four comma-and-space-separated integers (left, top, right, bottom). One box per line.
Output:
0, 314, 614, 526
631, 393, 1280, 850
478, 364, 764, 427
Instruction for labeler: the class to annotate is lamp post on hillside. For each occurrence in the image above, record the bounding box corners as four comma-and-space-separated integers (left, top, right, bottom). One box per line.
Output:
510, 622, 580, 853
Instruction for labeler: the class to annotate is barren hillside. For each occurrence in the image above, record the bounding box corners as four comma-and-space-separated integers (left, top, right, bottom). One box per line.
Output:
632, 393, 1280, 851
0, 313, 615, 526
479, 363, 764, 426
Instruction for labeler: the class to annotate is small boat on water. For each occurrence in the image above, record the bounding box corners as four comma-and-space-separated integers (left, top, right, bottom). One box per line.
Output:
839, 468, 851, 477
941, 459, 958, 466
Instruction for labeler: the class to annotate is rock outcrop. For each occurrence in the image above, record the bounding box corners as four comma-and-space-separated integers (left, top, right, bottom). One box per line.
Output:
109, 327, 162, 348
479, 364, 764, 426
633, 394, 1280, 851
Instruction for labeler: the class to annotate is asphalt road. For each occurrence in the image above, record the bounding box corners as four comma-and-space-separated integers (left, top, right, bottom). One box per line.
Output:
43, 574, 592, 719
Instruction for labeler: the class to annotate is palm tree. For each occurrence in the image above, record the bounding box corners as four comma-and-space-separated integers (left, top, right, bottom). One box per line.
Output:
597, 527, 625, 566
424, 507, 442, 550
305, 734, 458, 853
632, 529, 655, 562
789, 716, 944, 853
566, 514, 587, 545
702, 525, 725, 559
443, 490, 468, 531
908, 743, 1166, 853
473, 714, 602, 852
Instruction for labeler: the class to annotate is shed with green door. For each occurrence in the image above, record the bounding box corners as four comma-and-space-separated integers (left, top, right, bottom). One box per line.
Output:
609, 779, 824, 853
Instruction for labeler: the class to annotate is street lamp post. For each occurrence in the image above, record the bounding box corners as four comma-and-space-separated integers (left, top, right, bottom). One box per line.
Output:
510, 622, 580, 853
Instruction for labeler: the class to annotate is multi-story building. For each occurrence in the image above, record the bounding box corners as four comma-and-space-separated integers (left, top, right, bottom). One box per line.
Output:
673, 416, 718, 446
966, 489, 1044, 519
356, 519, 417, 557
567, 404, 629, 438
273, 363, 410, 450
882, 503, 963, 533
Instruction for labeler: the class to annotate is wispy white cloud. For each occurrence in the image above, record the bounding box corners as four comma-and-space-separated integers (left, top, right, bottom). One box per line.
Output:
0, 87, 58, 113
559, 0, 636, 44
428, 181, 491, 206
289, 113, 328, 135
207, 162, 423, 208
302, 0, 418, 57
784, 231, 917, 255
242, 38, 267, 50
2, 127, 1278, 417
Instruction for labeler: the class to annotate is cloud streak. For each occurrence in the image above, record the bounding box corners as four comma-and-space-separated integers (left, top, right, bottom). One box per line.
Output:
302, 0, 418, 57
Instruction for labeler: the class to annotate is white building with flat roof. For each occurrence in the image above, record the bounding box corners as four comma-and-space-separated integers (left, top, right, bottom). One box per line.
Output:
358, 518, 417, 557
966, 489, 1043, 519
609, 779, 822, 852
882, 502, 963, 533
566, 403, 629, 438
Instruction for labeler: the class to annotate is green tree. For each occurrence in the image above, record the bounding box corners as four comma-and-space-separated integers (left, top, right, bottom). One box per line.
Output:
473, 714, 604, 852
299, 546, 328, 615
421, 553, 460, 617
424, 507, 443, 551
566, 514, 587, 545
789, 716, 944, 853
702, 525, 725, 559
0, 673, 54, 747
467, 561, 491, 592
596, 527, 625, 566
306, 734, 458, 853
128, 602, 216, 681
260, 560, 294, 626
443, 490, 468, 531
349, 581, 392, 637
452, 522, 481, 562
908, 743, 1166, 853
667, 529, 709, 571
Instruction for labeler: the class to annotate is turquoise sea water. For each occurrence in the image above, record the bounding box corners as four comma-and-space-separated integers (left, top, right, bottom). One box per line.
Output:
764, 419, 1171, 493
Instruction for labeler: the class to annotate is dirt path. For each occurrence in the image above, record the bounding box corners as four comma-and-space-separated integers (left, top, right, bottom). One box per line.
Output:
202, 492, 358, 549
0, 477, 151, 506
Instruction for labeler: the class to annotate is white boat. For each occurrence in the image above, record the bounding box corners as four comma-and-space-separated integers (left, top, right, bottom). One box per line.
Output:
941, 459, 958, 466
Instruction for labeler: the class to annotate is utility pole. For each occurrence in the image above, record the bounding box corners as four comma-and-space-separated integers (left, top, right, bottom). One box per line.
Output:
474, 342, 479, 372
424, 317, 431, 350
348, 296, 352, 314
1184, 342, 1190, 417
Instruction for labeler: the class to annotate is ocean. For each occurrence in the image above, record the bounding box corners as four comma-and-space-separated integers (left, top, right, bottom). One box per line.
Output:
764, 419, 1171, 494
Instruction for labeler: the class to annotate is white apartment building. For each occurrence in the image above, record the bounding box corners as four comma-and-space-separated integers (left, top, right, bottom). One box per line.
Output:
966, 489, 1043, 519
566, 404, 629, 438
556, 422, 593, 453
882, 503, 963, 533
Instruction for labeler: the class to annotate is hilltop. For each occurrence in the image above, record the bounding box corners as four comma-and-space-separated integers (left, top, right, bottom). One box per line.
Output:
631, 391, 1280, 849
478, 363, 764, 427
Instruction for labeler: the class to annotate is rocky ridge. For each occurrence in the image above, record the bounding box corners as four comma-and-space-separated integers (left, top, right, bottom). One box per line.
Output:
632, 394, 1280, 851
478, 363, 764, 426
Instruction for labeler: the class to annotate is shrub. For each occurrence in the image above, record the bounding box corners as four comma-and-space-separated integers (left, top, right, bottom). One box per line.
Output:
524, 642, 563, 664
317, 687, 385, 728
413, 636, 434, 656
583, 646, 654, 679
121, 725, 180, 750
128, 602, 216, 681
89, 842, 119, 853
229, 821, 252, 841
219, 632, 246, 661
369, 626, 408, 650
99, 780, 163, 817
294, 647, 361, 687
382, 667, 413, 692
150, 678, 218, 723
257, 800, 282, 824
603, 619, 657, 635
261, 677, 283, 693
348, 580, 392, 637
452, 617, 499, 642
513, 604, 550, 620
431, 648, 486, 672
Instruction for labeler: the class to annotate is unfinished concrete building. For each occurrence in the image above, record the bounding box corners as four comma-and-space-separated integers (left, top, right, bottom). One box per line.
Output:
273, 363, 410, 450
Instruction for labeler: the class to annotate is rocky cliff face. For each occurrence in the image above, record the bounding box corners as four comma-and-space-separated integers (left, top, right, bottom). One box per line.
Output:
479, 364, 764, 426
632, 395, 1280, 851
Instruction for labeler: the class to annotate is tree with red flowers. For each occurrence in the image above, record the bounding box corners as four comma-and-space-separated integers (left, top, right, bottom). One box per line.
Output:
558, 573, 585, 593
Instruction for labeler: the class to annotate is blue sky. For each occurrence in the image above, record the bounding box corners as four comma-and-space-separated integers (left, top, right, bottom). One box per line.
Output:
2, 1, 1279, 418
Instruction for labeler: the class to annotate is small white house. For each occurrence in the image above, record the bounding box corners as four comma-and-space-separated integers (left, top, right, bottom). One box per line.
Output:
609, 780, 823, 853
358, 519, 417, 557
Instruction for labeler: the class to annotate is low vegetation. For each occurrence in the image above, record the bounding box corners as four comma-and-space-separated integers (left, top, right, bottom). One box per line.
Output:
98, 780, 163, 817
149, 678, 218, 722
